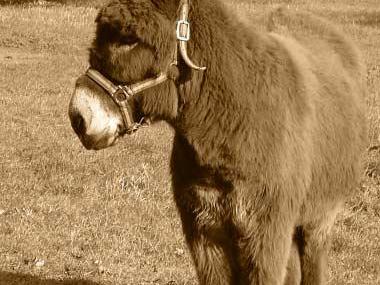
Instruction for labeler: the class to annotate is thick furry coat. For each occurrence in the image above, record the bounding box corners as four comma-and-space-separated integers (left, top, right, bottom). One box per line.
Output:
89, 1, 367, 284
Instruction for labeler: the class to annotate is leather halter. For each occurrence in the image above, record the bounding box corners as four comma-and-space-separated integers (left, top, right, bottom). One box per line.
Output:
85, 0, 205, 135
85, 68, 171, 134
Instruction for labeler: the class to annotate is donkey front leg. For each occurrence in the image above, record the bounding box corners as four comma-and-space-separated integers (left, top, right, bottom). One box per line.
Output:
177, 206, 240, 285
239, 231, 294, 285
284, 239, 302, 285
233, 197, 299, 285
299, 205, 341, 285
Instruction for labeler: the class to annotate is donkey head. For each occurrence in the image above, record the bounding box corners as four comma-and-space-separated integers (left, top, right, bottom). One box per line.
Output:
68, 0, 205, 150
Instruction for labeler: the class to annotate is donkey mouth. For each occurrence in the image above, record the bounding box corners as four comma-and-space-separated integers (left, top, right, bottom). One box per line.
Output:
78, 128, 122, 150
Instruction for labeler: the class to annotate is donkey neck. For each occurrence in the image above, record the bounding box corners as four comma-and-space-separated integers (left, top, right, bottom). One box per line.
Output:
171, 1, 269, 167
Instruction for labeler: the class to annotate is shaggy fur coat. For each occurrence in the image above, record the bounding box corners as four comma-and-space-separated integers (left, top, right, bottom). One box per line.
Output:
89, 1, 367, 284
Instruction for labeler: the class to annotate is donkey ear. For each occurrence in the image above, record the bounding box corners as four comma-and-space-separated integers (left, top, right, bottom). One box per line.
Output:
95, 1, 152, 50
96, 2, 131, 31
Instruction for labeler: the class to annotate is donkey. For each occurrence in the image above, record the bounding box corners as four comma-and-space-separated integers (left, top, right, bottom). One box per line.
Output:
68, 0, 367, 284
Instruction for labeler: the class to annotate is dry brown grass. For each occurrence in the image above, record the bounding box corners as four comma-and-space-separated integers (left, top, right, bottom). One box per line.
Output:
0, 1, 378, 284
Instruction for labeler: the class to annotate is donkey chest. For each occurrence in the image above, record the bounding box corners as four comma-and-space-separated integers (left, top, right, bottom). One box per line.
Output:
174, 181, 234, 234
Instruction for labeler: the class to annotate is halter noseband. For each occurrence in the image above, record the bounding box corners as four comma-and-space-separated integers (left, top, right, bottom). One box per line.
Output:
85, 69, 170, 134
85, 0, 205, 135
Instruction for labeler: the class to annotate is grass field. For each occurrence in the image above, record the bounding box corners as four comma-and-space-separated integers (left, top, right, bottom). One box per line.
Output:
0, 0, 379, 284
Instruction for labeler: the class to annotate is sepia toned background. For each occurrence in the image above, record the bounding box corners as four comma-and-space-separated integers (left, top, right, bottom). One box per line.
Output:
0, 0, 379, 284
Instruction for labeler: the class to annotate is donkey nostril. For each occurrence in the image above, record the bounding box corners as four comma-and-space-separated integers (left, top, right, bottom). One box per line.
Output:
71, 112, 86, 135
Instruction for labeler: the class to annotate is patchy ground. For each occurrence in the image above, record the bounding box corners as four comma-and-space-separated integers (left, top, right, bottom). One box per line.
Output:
0, 1, 379, 284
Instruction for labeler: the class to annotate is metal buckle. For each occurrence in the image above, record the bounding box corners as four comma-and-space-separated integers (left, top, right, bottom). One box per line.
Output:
114, 88, 127, 102
121, 85, 134, 97
176, 20, 190, 41
125, 118, 148, 135
126, 123, 140, 135
113, 86, 133, 103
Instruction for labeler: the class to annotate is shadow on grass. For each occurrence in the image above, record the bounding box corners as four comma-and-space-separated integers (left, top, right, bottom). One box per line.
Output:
0, 271, 101, 285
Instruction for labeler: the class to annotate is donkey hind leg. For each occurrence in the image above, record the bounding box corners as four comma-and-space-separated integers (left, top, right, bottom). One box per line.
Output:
284, 239, 302, 285
299, 206, 340, 285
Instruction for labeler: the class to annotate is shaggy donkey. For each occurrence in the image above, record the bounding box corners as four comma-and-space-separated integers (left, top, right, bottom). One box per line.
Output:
68, 0, 367, 284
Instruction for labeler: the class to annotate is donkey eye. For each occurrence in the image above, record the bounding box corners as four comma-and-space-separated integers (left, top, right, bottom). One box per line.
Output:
120, 35, 138, 46
117, 35, 139, 52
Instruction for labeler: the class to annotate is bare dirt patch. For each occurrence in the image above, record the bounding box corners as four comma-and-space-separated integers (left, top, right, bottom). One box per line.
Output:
0, 47, 47, 64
